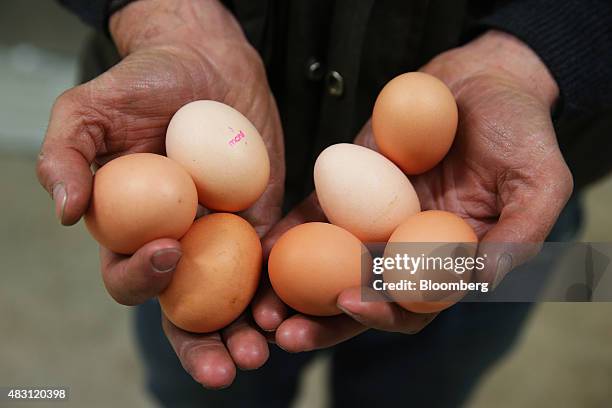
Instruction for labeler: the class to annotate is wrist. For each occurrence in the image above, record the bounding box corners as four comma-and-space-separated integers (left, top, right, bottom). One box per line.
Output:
425, 30, 559, 109
467, 30, 559, 107
109, 0, 245, 56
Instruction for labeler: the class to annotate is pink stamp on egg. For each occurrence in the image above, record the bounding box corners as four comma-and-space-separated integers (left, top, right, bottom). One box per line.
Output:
228, 130, 246, 147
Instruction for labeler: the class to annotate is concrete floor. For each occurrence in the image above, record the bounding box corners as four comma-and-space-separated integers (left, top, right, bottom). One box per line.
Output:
1, 2, 611, 407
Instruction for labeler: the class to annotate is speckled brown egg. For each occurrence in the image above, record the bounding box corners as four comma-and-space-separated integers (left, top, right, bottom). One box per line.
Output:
159, 213, 262, 333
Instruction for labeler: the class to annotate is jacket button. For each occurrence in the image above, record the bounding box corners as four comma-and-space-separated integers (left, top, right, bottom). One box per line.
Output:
325, 71, 344, 97
305, 58, 324, 81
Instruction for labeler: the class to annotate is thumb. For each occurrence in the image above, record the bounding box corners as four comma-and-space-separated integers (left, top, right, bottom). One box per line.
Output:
36, 86, 104, 225
477, 161, 573, 288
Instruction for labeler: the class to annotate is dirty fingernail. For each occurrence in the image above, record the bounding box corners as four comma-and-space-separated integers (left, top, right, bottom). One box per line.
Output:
492, 253, 513, 290
337, 304, 363, 323
52, 183, 67, 223
151, 249, 182, 273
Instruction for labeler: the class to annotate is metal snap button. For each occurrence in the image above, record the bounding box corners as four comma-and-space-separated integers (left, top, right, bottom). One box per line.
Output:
325, 70, 344, 97
305, 58, 324, 81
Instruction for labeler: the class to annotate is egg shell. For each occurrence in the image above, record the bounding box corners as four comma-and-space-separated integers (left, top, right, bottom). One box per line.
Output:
372, 72, 458, 174
159, 213, 262, 333
314, 143, 421, 243
165, 100, 270, 212
384, 210, 478, 313
84, 153, 198, 254
268, 222, 370, 316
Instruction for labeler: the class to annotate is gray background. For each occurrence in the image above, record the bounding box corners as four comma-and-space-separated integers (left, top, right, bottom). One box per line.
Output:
0, 1, 611, 407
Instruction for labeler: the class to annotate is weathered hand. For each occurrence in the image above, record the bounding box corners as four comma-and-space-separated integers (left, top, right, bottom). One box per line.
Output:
36, 0, 284, 388
253, 30, 573, 352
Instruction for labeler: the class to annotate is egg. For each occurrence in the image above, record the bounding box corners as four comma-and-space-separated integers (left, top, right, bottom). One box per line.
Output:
85, 153, 198, 254
159, 213, 262, 333
384, 210, 478, 313
372, 72, 458, 174
268, 222, 370, 316
165, 100, 270, 212
314, 143, 420, 243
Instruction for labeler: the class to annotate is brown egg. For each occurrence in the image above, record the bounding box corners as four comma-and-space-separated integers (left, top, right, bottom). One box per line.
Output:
372, 72, 458, 174
85, 153, 198, 254
268, 222, 370, 316
384, 210, 477, 313
159, 213, 262, 333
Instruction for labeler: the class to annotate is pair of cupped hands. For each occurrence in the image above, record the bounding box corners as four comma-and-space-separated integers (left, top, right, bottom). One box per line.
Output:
36, 0, 572, 389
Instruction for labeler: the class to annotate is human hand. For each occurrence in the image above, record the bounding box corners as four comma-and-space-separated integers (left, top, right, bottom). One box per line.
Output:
252, 30, 573, 352
36, 0, 284, 388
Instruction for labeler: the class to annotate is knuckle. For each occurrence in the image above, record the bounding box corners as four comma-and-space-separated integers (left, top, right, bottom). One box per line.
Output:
51, 87, 81, 115
50, 85, 108, 149
537, 154, 573, 195
545, 162, 574, 203
175, 339, 200, 373
559, 164, 574, 198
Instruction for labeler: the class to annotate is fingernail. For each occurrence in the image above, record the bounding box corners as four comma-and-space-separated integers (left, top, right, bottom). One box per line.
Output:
337, 304, 363, 323
276, 344, 294, 353
151, 249, 182, 273
52, 183, 67, 223
492, 253, 513, 290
